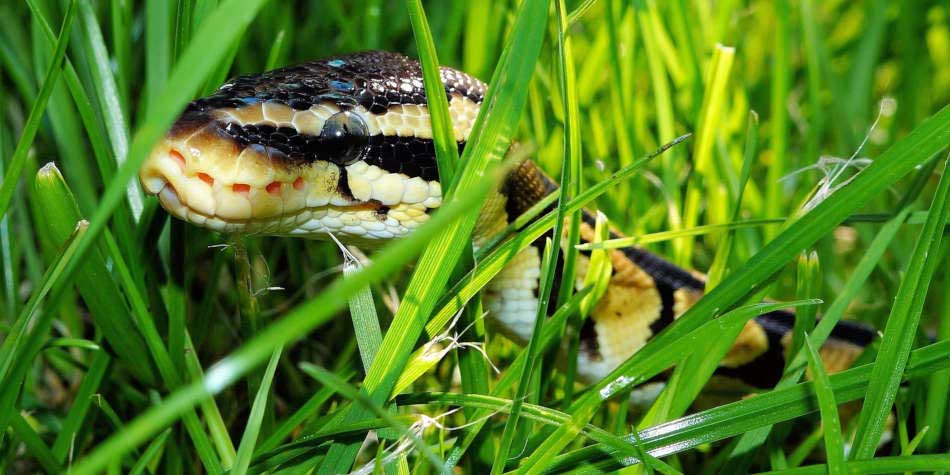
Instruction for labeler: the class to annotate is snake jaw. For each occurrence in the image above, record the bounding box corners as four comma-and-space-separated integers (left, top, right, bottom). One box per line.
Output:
140, 124, 442, 239
141, 134, 341, 232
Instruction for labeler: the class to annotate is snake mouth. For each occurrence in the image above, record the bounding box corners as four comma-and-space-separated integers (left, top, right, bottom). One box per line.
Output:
149, 177, 384, 236
141, 141, 372, 236
140, 123, 442, 239
140, 131, 330, 233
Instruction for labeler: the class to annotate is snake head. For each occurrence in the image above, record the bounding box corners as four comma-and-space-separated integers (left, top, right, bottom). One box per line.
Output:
140, 51, 484, 241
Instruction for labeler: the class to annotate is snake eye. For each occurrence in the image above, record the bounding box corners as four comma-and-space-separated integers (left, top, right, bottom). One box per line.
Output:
320, 111, 368, 165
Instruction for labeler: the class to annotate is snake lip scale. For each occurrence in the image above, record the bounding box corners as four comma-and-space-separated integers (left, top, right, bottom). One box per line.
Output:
140, 50, 875, 392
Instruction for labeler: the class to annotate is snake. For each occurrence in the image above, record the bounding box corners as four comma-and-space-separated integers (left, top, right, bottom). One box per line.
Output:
139, 50, 875, 392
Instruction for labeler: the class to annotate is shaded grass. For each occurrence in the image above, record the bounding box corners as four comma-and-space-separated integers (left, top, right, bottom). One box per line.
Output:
2, 1, 950, 474
803, 334, 846, 475
0, 0, 76, 221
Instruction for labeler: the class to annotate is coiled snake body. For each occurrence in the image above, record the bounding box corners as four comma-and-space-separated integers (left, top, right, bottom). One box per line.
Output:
140, 51, 874, 390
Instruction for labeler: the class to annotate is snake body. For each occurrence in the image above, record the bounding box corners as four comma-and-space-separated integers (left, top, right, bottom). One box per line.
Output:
140, 51, 874, 389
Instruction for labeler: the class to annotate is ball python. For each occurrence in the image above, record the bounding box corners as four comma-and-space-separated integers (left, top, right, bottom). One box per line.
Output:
139, 50, 875, 392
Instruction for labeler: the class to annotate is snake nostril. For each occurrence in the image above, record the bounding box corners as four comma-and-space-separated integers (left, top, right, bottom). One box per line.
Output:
266, 181, 282, 195
197, 173, 214, 186
232, 183, 251, 195
169, 149, 186, 169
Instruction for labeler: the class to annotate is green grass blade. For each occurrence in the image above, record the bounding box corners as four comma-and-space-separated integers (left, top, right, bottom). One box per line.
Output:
580, 212, 612, 317
233, 347, 283, 475
76, 1, 142, 220
4, 0, 271, 463
790, 252, 820, 367
144, 0, 171, 114
681, 43, 735, 264
128, 428, 172, 475
256, 370, 356, 454
764, 0, 791, 239
264, 29, 286, 70
492, 238, 555, 474
31, 163, 155, 383
182, 330, 238, 466
546, 340, 950, 472
301, 363, 448, 474
799, 0, 826, 162
271, 340, 950, 473
10, 413, 61, 474
101, 228, 226, 471
363, 0, 383, 48
901, 426, 930, 457
728, 206, 912, 462
553, 0, 584, 404
698, 109, 756, 288
517, 300, 820, 473
576, 218, 786, 250
920, 247, 950, 451
172, 0, 193, 60
0, 220, 87, 440
419, 288, 591, 471
758, 454, 950, 475
566, 0, 599, 26
52, 349, 111, 460
24, 0, 132, 231
803, 335, 846, 474
396, 391, 661, 464
406, 0, 460, 182
637, 291, 772, 429
634, 0, 681, 261
341, 253, 383, 372
850, 156, 950, 459
109, 0, 132, 110
844, 0, 887, 136
0, 0, 76, 222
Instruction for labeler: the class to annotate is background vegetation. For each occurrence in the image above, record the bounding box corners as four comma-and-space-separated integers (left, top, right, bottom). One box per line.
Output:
1, 0, 949, 473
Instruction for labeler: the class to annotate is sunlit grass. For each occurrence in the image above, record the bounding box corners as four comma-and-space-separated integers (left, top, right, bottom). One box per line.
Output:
1, 1, 949, 473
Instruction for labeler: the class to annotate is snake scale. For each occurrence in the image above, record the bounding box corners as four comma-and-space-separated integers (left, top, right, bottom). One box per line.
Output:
139, 51, 875, 393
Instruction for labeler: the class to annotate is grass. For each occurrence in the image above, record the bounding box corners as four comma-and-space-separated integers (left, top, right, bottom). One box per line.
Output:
1, 0, 950, 473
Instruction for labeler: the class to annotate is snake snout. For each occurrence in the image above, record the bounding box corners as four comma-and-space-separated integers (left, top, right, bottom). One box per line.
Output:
139, 116, 355, 235
140, 139, 222, 223
141, 147, 184, 194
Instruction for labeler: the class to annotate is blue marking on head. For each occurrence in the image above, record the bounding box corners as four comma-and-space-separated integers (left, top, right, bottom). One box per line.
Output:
328, 59, 346, 68
330, 80, 354, 91
317, 93, 354, 104
239, 97, 261, 104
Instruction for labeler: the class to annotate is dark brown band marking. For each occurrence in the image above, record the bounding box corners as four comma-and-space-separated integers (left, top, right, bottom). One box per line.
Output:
363, 135, 452, 181
219, 120, 464, 181
336, 166, 354, 200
